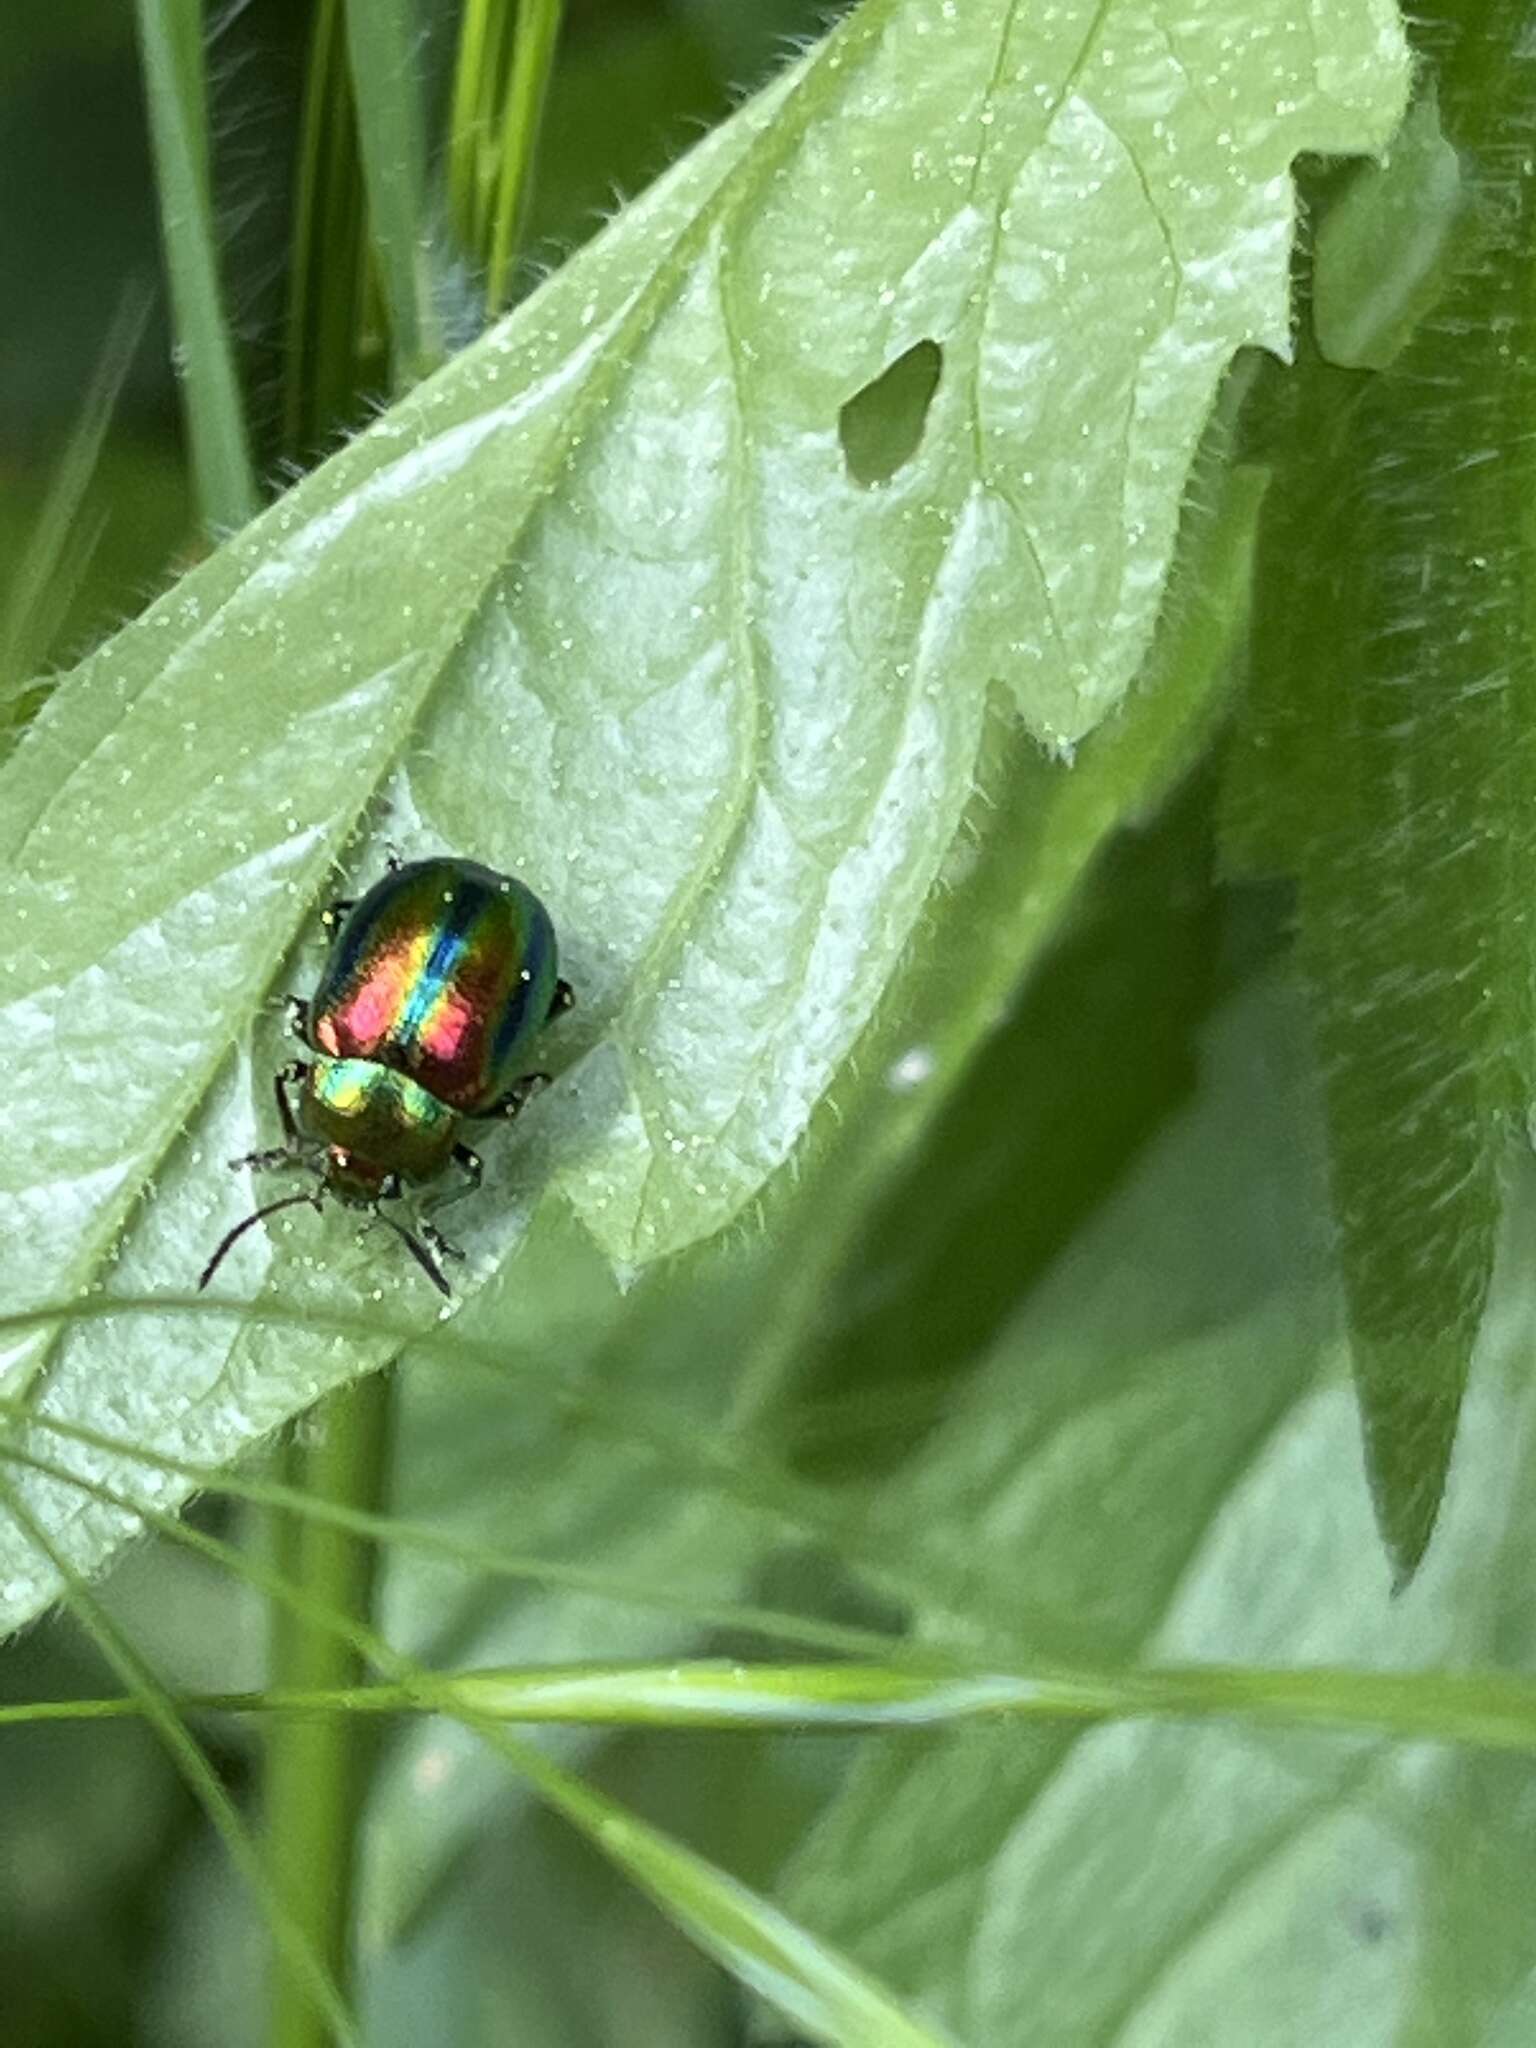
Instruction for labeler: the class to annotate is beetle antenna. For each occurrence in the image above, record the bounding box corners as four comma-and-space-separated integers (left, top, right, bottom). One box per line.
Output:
378, 1213, 452, 1297
199, 1190, 322, 1292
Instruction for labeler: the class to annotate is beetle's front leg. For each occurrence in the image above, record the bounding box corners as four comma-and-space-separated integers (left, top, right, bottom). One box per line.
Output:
484, 1073, 550, 1122
418, 1144, 482, 1263
228, 1062, 310, 1172
285, 995, 311, 1044
273, 1061, 309, 1146
229, 1145, 299, 1174
410, 1144, 482, 1265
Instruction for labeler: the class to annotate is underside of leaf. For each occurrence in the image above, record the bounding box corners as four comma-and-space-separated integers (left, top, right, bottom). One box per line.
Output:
0, 0, 1408, 1628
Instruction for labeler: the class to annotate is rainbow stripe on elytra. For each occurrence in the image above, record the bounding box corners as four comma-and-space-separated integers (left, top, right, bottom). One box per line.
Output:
198, 854, 566, 1302
311, 860, 557, 1113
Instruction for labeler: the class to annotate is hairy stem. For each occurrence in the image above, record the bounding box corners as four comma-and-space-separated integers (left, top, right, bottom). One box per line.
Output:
485, 0, 565, 314
132, 0, 258, 529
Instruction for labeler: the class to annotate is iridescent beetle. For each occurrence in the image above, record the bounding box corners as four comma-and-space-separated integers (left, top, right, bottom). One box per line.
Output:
199, 855, 572, 1295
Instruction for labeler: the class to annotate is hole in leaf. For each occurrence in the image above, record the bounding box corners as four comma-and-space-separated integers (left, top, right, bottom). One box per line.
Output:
838, 338, 944, 487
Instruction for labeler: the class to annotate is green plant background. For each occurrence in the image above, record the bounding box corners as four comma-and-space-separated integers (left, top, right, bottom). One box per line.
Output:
5, 1, 1536, 2044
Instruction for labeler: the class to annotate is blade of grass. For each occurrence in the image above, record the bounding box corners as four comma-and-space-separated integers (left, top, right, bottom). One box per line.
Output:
282, 0, 336, 455
484, 0, 565, 314
446, 0, 494, 244
472, 1, 517, 251
447, 0, 519, 257
488, 1723, 959, 2048
21, 1344, 1536, 1765
132, 0, 258, 531
284, 0, 373, 461
0, 289, 151, 694
11, 1659, 1536, 1757
344, 0, 445, 385
0, 1470, 360, 2048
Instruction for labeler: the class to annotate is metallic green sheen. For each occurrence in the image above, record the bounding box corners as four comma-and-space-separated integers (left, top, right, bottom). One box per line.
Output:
300, 1057, 458, 1187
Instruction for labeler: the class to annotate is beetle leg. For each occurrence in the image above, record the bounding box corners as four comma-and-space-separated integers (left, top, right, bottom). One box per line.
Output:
547, 978, 575, 1021
229, 1145, 300, 1174
421, 1223, 465, 1264
273, 1061, 310, 1147
485, 1073, 550, 1121
319, 898, 355, 935
419, 1144, 482, 1205
418, 1145, 481, 1264
228, 1062, 311, 1173
285, 995, 311, 1042
378, 1214, 452, 1296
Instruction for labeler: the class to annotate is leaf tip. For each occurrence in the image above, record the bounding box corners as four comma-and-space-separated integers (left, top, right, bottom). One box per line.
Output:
1354, 1335, 1470, 1589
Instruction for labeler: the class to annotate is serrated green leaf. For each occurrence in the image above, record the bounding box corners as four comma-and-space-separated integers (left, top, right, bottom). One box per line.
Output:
1222, 12, 1536, 1579
0, 0, 1407, 1629
0, 427, 1259, 1661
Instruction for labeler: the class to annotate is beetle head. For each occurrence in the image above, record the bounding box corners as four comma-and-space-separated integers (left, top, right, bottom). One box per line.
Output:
321, 1146, 396, 1208
198, 1159, 450, 1297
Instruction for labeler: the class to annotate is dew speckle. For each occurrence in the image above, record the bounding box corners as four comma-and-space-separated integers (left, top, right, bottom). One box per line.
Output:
888, 1047, 935, 1093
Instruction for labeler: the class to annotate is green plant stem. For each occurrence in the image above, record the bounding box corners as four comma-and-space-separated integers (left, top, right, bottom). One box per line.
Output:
265, 1372, 394, 2048
485, 0, 565, 314
285, 0, 373, 461
282, 0, 335, 456
132, 0, 258, 531
472, 1, 519, 249
13, 1655, 1536, 1755
447, 0, 502, 248
343, 0, 444, 386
